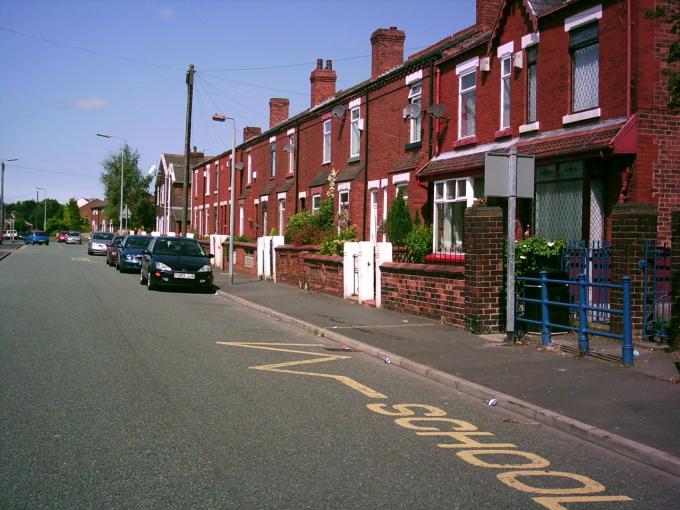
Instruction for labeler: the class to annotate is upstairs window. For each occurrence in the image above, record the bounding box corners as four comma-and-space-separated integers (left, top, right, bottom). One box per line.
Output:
527, 46, 538, 123
408, 83, 422, 143
350, 107, 361, 157
500, 56, 511, 129
204, 167, 209, 196
459, 71, 476, 138
322, 119, 331, 164
288, 135, 295, 173
247, 152, 252, 184
570, 23, 599, 112
270, 141, 276, 177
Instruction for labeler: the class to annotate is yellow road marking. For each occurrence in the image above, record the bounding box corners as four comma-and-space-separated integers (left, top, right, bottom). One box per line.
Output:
217, 342, 387, 399
532, 495, 633, 509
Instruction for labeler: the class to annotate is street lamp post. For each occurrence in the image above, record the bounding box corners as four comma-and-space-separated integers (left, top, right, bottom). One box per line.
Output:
211, 113, 236, 284
35, 187, 45, 229
96, 133, 125, 233
0, 158, 18, 234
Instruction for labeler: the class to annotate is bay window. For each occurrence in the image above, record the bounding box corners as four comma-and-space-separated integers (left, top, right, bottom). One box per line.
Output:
433, 177, 478, 253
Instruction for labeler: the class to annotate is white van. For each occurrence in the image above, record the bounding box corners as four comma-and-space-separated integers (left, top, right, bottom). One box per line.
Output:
2, 229, 18, 239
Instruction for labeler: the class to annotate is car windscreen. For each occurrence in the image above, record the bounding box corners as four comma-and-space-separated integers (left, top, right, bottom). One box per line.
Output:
67, 232, 80, 236
93, 233, 115, 240
125, 237, 150, 248
154, 239, 206, 257
34, 231, 47, 236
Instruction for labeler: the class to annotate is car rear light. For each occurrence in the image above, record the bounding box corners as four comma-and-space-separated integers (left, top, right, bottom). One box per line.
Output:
154, 271, 161, 277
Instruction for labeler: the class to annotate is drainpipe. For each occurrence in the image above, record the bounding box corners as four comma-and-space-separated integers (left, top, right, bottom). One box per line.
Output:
434, 65, 442, 156
618, 0, 633, 204
626, 0, 632, 119
362, 90, 370, 241
294, 121, 300, 214
428, 58, 436, 159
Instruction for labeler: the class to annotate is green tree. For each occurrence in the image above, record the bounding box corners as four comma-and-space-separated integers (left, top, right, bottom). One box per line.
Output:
63, 198, 83, 231
99, 143, 151, 230
131, 194, 155, 231
386, 189, 412, 246
647, 6, 680, 110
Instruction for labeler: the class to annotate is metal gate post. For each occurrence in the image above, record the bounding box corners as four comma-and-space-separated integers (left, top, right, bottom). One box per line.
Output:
578, 273, 589, 355
622, 276, 634, 367
540, 270, 551, 346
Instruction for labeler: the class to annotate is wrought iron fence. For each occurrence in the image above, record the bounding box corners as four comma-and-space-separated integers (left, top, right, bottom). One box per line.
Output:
561, 240, 611, 324
641, 241, 672, 344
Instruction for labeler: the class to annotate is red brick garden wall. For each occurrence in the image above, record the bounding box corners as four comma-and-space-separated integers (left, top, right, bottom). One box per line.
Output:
303, 254, 344, 297
380, 262, 466, 327
233, 241, 258, 277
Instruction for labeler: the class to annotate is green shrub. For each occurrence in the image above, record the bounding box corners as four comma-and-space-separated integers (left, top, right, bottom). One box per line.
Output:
514, 237, 566, 276
405, 224, 432, 263
386, 189, 412, 246
319, 226, 357, 256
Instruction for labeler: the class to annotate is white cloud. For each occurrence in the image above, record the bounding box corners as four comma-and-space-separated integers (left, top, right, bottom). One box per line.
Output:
159, 8, 173, 19
76, 98, 107, 110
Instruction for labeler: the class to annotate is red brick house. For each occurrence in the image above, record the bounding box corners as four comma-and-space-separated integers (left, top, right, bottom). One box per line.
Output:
79, 198, 111, 232
154, 150, 210, 235
191, 0, 678, 247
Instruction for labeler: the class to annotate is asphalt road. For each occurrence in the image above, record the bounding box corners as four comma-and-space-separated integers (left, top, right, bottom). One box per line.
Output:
1, 243, 679, 509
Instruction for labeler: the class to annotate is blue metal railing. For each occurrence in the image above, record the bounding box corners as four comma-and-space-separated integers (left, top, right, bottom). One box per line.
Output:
516, 270, 634, 367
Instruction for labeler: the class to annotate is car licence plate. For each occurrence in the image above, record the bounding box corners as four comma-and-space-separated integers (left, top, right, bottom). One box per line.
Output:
174, 273, 195, 279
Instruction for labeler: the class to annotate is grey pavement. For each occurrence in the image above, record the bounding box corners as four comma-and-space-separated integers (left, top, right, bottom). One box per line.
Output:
213, 270, 680, 478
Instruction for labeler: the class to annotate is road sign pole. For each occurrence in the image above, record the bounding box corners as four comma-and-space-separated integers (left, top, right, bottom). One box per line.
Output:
506, 147, 517, 339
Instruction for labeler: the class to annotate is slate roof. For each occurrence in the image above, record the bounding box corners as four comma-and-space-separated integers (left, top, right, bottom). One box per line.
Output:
260, 181, 277, 196
309, 170, 331, 188
418, 118, 627, 180
274, 179, 295, 193
390, 153, 424, 174
336, 165, 364, 183
527, 0, 572, 16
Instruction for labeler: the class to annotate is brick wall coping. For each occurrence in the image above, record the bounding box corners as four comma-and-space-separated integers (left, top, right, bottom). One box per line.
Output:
276, 244, 322, 252
381, 261, 464, 278
612, 203, 657, 216
232, 241, 257, 248
303, 253, 343, 264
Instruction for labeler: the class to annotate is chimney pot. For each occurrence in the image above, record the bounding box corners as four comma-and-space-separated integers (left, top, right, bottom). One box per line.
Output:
310, 58, 337, 108
325, 59, 332, 70
316, 58, 323, 69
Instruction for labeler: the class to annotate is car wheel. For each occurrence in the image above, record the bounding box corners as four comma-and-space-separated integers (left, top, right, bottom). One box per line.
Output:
147, 273, 155, 291
140, 269, 147, 285
88, 250, 92, 255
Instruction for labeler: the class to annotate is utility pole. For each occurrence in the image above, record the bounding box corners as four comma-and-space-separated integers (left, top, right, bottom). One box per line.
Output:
1, 159, 18, 234
181, 64, 195, 237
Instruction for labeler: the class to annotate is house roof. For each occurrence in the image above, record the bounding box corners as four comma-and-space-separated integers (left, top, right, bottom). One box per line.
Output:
336, 165, 364, 183
274, 179, 295, 193
417, 117, 628, 180
260, 181, 277, 196
309, 170, 331, 188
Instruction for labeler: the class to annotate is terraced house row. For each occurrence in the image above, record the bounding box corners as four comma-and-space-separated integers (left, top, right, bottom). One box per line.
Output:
186, 0, 678, 250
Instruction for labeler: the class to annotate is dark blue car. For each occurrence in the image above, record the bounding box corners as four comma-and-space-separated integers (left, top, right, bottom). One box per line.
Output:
25, 230, 49, 245
116, 235, 151, 273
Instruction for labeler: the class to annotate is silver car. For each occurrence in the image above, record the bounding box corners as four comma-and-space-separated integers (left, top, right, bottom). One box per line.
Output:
87, 231, 115, 255
66, 231, 82, 244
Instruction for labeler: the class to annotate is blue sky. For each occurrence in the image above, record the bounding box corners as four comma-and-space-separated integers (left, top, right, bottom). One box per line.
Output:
0, 0, 476, 204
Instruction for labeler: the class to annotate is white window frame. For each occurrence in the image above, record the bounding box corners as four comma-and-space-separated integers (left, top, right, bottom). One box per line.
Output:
395, 183, 408, 203
408, 82, 422, 143
567, 13, 600, 116
204, 167, 209, 196
270, 140, 276, 177
500, 55, 512, 129
239, 204, 244, 236
312, 193, 321, 211
288, 135, 295, 174
247, 152, 252, 184
525, 43, 538, 126
350, 107, 361, 157
278, 198, 285, 235
432, 177, 476, 252
322, 119, 331, 164
338, 189, 350, 213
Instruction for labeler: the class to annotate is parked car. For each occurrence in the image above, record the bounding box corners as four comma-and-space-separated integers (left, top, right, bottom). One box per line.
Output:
116, 235, 151, 273
3, 229, 19, 240
140, 236, 214, 292
87, 231, 115, 255
106, 236, 124, 266
66, 231, 82, 244
25, 230, 49, 245
57, 231, 68, 243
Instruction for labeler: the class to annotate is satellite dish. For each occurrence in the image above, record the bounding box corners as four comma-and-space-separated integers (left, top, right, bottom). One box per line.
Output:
235, 162, 244, 170
282, 143, 295, 153
404, 103, 422, 119
147, 164, 157, 176
428, 103, 446, 118
331, 105, 346, 118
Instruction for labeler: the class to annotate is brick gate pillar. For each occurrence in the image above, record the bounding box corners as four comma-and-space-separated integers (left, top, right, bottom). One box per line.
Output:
464, 206, 504, 333
610, 203, 657, 340
670, 211, 680, 349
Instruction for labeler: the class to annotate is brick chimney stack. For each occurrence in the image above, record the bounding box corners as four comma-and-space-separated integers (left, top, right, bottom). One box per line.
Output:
476, 0, 502, 29
310, 59, 336, 108
269, 98, 290, 128
370, 27, 405, 80
243, 126, 262, 141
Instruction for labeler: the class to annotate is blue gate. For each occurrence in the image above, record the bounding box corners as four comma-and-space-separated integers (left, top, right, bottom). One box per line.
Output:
640, 241, 672, 344
561, 241, 611, 324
